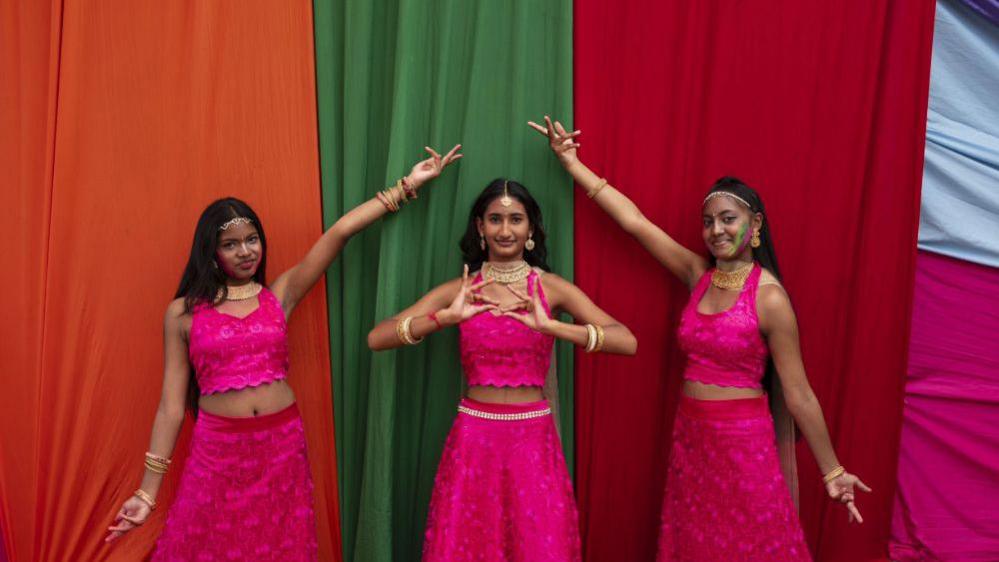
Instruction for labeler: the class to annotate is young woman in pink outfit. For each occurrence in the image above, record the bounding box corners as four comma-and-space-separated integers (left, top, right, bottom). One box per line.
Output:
368, 178, 637, 562
105, 146, 463, 560
530, 116, 871, 561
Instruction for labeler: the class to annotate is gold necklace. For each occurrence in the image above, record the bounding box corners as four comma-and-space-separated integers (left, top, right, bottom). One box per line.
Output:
710, 262, 754, 290
482, 261, 531, 284
220, 282, 262, 301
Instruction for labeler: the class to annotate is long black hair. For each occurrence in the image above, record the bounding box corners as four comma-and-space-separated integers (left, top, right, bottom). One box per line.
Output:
459, 179, 551, 273
705, 176, 784, 400
174, 197, 268, 411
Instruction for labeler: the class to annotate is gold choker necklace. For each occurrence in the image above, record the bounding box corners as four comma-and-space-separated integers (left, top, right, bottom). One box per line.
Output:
710, 262, 754, 290
482, 261, 531, 284
220, 282, 262, 301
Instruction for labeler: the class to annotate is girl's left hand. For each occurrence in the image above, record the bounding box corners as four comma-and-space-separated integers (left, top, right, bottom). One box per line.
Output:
407, 144, 463, 189
826, 471, 872, 523
501, 278, 552, 334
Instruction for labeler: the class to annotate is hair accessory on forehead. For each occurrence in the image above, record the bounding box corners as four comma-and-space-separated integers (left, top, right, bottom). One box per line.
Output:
500, 180, 513, 207
218, 217, 253, 231
703, 191, 752, 209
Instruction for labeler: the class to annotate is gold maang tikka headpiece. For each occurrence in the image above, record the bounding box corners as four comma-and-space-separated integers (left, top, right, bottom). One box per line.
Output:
500, 180, 513, 207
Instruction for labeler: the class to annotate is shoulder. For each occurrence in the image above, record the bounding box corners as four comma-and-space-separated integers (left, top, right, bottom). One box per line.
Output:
165, 297, 192, 332
537, 271, 573, 295
755, 273, 795, 331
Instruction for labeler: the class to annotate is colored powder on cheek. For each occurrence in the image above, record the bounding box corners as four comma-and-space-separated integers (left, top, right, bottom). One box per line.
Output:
730, 223, 750, 257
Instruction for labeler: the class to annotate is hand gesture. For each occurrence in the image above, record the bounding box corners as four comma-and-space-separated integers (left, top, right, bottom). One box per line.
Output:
440, 265, 498, 325
500, 277, 552, 334
104, 495, 152, 542
407, 144, 463, 189
826, 471, 872, 523
527, 116, 581, 165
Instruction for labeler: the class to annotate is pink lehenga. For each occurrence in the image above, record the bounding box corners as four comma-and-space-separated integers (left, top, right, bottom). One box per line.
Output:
422, 270, 581, 562
657, 264, 809, 562
152, 288, 317, 561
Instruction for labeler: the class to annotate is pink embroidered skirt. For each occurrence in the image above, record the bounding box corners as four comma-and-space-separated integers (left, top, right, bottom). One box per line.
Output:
423, 398, 581, 562
657, 394, 809, 562
153, 403, 317, 561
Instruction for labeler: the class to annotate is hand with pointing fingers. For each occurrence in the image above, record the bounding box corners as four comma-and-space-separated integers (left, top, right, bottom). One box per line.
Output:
406, 144, 463, 190
527, 115, 581, 166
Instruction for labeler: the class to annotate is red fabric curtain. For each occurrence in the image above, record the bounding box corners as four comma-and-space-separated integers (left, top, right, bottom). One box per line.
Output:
0, 2, 341, 560
573, 2, 935, 561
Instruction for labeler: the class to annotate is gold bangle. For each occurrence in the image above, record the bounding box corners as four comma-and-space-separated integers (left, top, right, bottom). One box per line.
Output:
376, 191, 395, 212
144, 459, 168, 474
584, 323, 597, 353
133, 489, 157, 510
593, 325, 605, 353
145, 452, 171, 465
823, 465, 846, 484
587, 178, 609, 199
404, 316, 424, 344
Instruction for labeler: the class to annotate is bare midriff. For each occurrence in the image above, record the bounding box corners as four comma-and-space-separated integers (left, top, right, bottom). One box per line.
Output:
682, 379, 763, 400
199, 379, 296, 417
467, 385, 544, 404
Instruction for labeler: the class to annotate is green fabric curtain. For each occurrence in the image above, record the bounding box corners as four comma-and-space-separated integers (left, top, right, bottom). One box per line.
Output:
313, 1, 573, 560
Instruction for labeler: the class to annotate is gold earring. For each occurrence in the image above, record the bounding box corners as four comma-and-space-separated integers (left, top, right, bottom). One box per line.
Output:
525, 235, 535, 251
751, 229, 761, 248
480, 235, 486, 251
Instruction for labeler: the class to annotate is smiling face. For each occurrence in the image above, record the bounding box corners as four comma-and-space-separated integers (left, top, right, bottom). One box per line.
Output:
215, 221, 263, 282
477, 197, 532, 262
701, 194, 762, 261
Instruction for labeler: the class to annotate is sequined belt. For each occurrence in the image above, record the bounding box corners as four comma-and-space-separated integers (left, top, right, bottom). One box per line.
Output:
457, 405, 552, 421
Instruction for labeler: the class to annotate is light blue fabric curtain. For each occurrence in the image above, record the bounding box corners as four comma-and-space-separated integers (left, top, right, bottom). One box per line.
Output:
918, 0, 999, 267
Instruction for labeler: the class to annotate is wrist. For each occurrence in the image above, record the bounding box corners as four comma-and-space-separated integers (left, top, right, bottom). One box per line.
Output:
436, 309, 459, 327
404, 174, 423, 190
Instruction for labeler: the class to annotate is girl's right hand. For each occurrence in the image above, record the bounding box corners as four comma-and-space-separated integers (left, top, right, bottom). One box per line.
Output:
104, 495, 152, 543
527, 115, 581, 166
438, 265, 498, 326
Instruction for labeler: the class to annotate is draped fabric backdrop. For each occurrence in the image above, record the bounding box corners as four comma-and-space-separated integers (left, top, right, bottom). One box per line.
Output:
313, 2, 573, 560
891, 1, 999, 559
0, 1, 341, 560
572, 2, 935, 561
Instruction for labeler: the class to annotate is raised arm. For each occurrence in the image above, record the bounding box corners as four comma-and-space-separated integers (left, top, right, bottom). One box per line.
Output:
758, 280, 871, 523
271, 145, 462, 317
528, 116, 707, 288
106, 298, 191, 542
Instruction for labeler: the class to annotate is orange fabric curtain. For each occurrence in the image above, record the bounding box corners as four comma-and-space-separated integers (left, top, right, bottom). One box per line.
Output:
0, 2, 341, 561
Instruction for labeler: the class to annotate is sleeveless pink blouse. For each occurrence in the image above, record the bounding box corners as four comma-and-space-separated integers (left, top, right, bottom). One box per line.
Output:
459, 270, 554, 387
188, 287, 289, 395
677, 264, 768, 389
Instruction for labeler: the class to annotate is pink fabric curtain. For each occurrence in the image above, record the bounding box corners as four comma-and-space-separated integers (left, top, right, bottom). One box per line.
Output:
890, 251, 999, 560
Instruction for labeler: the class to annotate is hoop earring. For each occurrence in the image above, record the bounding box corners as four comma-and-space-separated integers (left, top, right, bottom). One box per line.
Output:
525, 234, 535, 251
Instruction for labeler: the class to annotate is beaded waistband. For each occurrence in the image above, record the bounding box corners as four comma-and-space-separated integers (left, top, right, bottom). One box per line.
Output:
457, 405, 552, 421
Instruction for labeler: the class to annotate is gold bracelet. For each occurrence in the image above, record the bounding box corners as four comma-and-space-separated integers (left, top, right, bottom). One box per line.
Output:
593, 325, 605, 353
144, 459, 168, 474
376, 191, 396, 212
133, 489, 156, 510
823, 465, 846, 484
584, 323, 597, 353
404, 316, 424, 344
587, 178, 609, 199
145, 452, 171, 465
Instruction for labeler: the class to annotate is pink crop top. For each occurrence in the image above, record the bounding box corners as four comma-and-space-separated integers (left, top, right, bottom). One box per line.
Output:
459, 270, 554, 387
677, 264, 768, 389
188, 287, 289, 395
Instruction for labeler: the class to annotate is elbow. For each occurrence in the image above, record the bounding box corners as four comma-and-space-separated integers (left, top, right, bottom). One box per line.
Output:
619, 210, 647, 237
783, 387, 817, 417
156, 403, 186, 427
624, 334, 638, 356
367, 329, 384, 351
